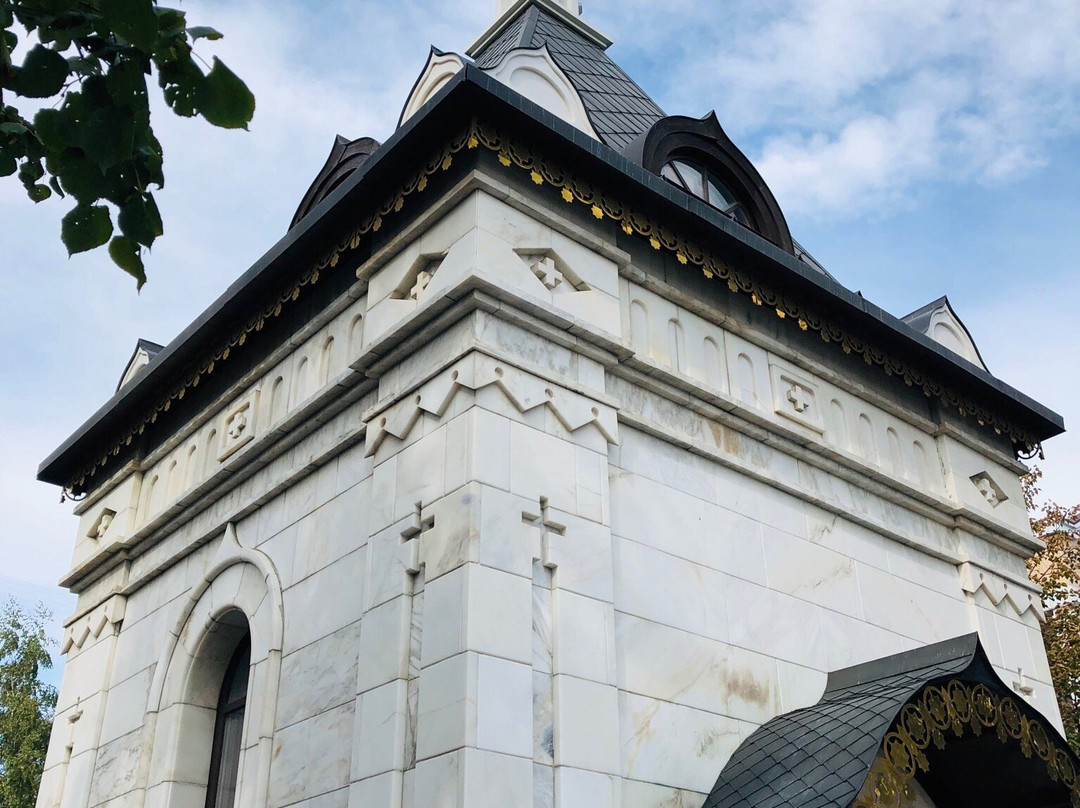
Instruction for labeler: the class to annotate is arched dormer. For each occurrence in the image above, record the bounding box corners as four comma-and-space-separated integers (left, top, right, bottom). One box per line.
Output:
481, 45, 599, 138
625, 113, 795, 254
398, 48, 466, 128
289, 135, 381, 230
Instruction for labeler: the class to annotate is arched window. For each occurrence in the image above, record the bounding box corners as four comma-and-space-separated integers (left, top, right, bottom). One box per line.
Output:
625, 113, 796, 254
661, 159, 752, 227
205, 634, 250, 808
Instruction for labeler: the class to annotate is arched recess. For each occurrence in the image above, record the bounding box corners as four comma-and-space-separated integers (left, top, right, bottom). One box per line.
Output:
623, 113, 795, 254
138, 524, 283, 808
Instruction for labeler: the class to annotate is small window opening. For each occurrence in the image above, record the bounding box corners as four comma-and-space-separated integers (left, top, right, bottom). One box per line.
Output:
662, 159, 752, 227
205, 634, 250, 808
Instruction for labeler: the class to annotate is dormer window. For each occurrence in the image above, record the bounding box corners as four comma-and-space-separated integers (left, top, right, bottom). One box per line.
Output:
661, 159, 752, 228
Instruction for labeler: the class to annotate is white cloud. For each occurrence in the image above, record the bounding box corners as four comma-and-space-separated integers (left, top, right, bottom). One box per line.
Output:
597, 0, 1080, 218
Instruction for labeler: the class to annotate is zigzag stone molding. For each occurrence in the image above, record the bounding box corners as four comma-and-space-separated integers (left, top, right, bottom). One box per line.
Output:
960, 562, 1044, 622
365, 352, 618, 456
61, 594, 126, 655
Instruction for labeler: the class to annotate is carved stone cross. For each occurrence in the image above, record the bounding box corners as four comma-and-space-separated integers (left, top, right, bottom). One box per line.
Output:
523, 497, 566, 569
400, 502, 434, 576
786, 383, 812, 413
409, 270, 433, 301
531, 256, 565, 291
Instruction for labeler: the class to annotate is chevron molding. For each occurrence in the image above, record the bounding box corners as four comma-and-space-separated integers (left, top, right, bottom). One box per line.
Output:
365, 352, 618, 456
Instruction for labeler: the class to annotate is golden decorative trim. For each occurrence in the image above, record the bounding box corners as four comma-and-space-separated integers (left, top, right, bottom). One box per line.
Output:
65, 127, 476, 493
467, 120, 1039, 453
854, 679, 1079, 808
66, 118, 1039, 492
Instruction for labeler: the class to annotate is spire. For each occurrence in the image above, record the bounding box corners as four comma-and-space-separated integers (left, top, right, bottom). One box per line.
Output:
497, 0, 580, 17
470, 0, 610, 56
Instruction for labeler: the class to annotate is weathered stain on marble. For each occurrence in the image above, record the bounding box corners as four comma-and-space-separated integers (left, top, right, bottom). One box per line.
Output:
405, 584, 424, 770
532, 569, 555, 768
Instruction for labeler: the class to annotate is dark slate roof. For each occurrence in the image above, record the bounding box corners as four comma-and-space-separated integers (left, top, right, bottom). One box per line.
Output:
472, 4, 665, 150
38, 68, 1065, 490
703, 634, 1077, 808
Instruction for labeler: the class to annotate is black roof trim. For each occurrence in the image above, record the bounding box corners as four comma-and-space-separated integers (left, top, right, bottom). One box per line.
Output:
37, 67, 476, 487
38, 66, 1063, 488
704, 634, 1080, 808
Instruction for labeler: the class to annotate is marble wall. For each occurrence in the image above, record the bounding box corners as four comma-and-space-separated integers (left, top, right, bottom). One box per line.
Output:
39, 179, 1058, 808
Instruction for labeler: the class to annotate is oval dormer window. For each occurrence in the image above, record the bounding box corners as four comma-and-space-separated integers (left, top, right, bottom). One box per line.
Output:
661, 159, 752, 228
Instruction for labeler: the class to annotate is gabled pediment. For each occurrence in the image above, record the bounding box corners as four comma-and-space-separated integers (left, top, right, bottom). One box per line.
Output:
117, 339, 163, 392
903, 296, 988, 371
398, 49, 466, 128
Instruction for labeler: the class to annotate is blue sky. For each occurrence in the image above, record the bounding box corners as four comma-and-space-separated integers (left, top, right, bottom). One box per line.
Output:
2, 0, 1078, 676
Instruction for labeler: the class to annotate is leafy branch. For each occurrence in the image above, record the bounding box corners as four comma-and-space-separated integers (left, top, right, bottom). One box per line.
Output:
1025, 467, 1080, 753
0, 0, 254, 287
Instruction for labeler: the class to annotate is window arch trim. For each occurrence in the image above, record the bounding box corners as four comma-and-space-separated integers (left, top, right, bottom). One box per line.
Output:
624, 113, 795, 254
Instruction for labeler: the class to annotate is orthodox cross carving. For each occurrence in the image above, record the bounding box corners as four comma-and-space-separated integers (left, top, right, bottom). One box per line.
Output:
523, 497, 566, 569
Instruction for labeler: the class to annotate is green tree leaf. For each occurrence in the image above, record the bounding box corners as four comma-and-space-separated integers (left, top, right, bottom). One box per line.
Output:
32, 108, 67, 152
118, 192, 163, 247
52, 150, 109, 203
195, 57, 254, 129
187, 26, 223, 41
2, 2, 253, 284
83, 106, 136, 171
100, 0, 160, 53
108, 235, 146, 286
61, 204, 113, 254
13, 45, 69, 98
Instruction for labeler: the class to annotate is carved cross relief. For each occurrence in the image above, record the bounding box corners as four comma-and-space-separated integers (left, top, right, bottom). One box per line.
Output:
786, 383, 813, 414
530, 256, 566, 291
522, 496, 566, 570
408, 270, 434, 301
400, 501, 435, 577
970, 472, 1007, 508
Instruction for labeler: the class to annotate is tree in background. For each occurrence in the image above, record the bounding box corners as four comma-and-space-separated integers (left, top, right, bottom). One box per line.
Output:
1, 0, 254, 287
1026, 467, 1080, 753
0, 600, 57, 808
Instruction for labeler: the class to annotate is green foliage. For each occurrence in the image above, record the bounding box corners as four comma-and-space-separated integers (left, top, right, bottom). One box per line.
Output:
0, 600, 57, 808
0, 0, 255, 288
1025, 467, 1080, 753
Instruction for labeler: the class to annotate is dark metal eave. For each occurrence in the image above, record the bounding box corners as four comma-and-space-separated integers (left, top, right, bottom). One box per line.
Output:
39, 66, 1064, 487
445, 68, 1063, 442
37, 69, 478, 487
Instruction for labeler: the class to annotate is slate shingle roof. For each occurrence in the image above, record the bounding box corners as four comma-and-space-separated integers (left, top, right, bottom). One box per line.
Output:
703, 635, 985, 808
473, 5, 665, 150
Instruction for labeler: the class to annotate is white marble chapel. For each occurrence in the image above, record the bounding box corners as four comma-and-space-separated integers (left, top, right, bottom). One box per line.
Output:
35, 2, 1073, 808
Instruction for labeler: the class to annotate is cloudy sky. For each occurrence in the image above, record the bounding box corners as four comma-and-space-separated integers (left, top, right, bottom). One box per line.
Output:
2, 0, 1078, 670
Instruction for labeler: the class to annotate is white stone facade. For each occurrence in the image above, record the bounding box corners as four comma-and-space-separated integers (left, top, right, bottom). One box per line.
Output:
39, 174, 1056, 808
